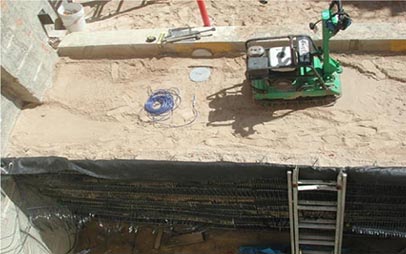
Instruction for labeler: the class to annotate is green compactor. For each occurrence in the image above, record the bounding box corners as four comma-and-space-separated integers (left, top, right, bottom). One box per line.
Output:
245, 0, 351, 102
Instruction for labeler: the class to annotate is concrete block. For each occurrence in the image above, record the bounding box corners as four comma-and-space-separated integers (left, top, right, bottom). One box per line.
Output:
1, 67, 41, 107
1, 179, 74, 254
1, 97, 20, 154
58, 23, 406, 59
1, 0, 58, 98
0, 0, 58, 153
1, 35, 30, 72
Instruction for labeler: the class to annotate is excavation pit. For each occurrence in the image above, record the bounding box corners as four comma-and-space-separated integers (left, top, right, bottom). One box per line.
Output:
2, 1, 406, 253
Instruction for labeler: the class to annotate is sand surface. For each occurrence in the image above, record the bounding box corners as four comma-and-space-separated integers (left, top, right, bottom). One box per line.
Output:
74, 223, 404, 254
6, 54, 406, 166
79, 0, 406, 31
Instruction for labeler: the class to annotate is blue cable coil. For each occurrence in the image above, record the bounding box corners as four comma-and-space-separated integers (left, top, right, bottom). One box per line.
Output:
142, 88, 198, 127
144, 90, 176, 116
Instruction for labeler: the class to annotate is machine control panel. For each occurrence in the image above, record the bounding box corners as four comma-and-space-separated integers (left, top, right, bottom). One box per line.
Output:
297, 36, 312, 65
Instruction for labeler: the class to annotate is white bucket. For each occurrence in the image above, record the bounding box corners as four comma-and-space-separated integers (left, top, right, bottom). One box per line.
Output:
57, 3, 86, 33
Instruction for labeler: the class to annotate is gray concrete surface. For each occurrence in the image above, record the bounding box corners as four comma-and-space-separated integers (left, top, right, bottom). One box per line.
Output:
1, 178, 75, 254
1, 184, 52, 254
1, 0, 59, 154
58, 23, 406, 59
1, 98, 20, 154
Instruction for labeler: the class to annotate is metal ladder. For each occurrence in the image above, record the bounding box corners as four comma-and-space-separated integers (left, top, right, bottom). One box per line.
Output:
287, 166, 347, 254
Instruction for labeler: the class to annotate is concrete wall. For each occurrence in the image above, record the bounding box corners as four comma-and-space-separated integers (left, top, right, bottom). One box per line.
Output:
58, 23, 406, 59
1, 179, 74, 254
1, 184, 52, 254
1, 0, 59, 154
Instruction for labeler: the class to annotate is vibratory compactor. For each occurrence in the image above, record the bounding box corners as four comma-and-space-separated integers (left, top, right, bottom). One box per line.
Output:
245, 0, 351, 103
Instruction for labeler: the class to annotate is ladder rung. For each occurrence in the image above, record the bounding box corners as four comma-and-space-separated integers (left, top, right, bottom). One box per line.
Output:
300, 219, 337, 225
297, 205, 337, 211
300, 234, 335, 241
289, 168, 346, 254
298, 180, 337, 186
298, 200, 337, 206
299, 239, 335, 246
299, 222, 336, 230
298, 185, 337, 191
301, 250, 333, 254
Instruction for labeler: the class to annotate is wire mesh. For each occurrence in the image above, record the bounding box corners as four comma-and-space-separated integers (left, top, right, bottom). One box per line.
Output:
7, 173, 406, 239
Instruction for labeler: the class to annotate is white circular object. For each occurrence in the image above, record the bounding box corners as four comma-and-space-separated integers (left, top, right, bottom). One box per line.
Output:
190, 67, 211, 82
192, 49, 213, 57
58, 3, 86, 33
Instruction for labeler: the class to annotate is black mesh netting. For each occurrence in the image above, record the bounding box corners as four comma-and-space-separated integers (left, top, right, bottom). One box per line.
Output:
1, 157, 406, 238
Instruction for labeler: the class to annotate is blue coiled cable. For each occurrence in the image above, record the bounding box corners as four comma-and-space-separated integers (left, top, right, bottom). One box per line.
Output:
143, 88, 181, 122
144, 90, 176, 116
142, 88, 198, 127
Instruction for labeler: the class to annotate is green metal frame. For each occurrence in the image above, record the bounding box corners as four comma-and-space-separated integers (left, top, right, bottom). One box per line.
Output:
247, 7, 343, 101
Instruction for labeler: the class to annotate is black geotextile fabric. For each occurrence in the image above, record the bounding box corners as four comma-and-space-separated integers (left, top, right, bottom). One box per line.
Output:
1, 157, 406, 238
2, 156, 406, 183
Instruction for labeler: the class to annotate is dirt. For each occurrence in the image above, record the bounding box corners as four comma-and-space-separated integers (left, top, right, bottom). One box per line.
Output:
5, 1, 406, 166
74, 223, 289, 254
78, 0, 406, 31
6, 53, 406, 166
74, 222, 405, 254
75, 222, 405, 254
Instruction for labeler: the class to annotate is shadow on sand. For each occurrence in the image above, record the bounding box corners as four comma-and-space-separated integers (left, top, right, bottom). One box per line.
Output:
347, 1, 406, 17
206, 80, 335, 137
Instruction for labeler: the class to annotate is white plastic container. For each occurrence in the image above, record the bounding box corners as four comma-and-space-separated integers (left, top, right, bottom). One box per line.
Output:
57, 3, 86, 32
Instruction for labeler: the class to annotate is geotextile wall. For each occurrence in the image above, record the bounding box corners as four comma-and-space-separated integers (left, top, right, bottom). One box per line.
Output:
1, 157, 406, 240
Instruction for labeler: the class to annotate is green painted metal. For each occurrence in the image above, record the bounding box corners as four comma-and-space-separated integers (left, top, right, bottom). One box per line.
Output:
251, 6, 344, 101
322, 9, 341, 77
252, 57, 341, 100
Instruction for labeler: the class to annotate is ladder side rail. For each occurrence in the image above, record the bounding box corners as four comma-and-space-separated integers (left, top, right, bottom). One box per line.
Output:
287, 170, 296, 254
293, 166, 300, 254
337, 172, 347, 254
334, 171, 345, 254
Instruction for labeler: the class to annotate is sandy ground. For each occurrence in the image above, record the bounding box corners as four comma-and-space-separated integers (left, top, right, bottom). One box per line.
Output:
75, 224, 289, 254
7, 1, 401, 167
6, 54, 406, 166
78, 0, 406, 31
74, 223, 405, 254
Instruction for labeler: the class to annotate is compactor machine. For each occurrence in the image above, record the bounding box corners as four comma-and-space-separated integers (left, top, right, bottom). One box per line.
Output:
245, 0, 351, 102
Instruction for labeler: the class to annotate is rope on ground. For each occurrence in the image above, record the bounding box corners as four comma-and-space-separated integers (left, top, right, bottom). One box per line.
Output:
141, 87, 198, 128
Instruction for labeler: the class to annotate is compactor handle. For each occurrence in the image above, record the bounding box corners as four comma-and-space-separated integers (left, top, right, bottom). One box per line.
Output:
329, 0, 343, 12
328, 0, 352, 33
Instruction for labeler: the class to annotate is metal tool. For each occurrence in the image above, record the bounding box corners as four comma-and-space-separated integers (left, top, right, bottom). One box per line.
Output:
165, 33, 213, 43
166, 26, 192, 38
287, 166, 347, 254
157, 32, 166, 47
163, 27, 216, 43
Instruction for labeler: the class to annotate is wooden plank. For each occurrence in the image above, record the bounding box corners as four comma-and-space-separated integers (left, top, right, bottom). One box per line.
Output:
164, 232, 205, 248
153, 228, 164, 249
